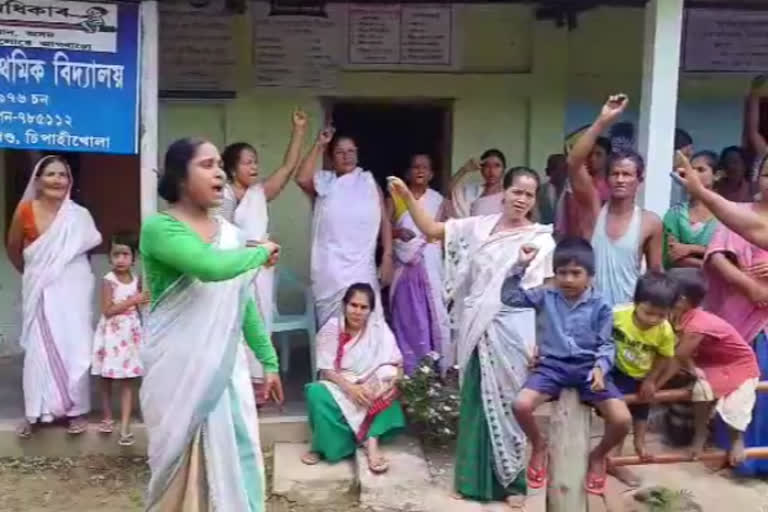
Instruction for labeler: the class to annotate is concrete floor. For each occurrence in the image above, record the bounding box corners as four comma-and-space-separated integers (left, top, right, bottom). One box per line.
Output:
0, 342, 315, 422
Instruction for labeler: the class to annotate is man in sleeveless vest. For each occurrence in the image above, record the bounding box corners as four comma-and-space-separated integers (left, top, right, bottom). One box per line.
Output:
564, 94, 663, 305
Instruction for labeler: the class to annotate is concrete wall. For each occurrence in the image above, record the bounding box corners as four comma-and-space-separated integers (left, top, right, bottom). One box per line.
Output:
0, 4, 757, 351
567, 7, 752, 152
159, 4, 545, 284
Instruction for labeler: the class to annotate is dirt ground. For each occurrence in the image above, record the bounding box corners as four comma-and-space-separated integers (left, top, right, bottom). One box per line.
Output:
0, 456, 147, 512
0, 454, 361, 512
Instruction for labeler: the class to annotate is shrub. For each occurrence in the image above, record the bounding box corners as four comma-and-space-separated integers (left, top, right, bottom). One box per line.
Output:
397, 352, 460, 446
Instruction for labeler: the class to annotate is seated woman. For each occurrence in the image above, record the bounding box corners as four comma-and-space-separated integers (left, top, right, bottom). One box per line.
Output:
302, 283, 405, 473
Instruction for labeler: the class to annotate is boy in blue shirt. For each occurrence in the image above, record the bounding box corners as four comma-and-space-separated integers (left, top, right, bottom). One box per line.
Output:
501, 237, 631, 496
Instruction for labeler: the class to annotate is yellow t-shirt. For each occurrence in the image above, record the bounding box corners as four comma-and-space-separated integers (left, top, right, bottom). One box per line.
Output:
612, 304, 676, 379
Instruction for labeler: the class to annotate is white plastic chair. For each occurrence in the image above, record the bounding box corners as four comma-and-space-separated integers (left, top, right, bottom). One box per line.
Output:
271, 267, 316, 380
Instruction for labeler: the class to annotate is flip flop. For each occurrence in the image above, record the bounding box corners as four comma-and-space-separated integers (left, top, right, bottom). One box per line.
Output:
526, 458, 547, 489
15, 423, 32, 439
98, 419, 115, 434
118, 433, 135, 447
301, 452, 321, 465
367, 455, 389, 474
67, 418, 88, 435
585, 469, 607, 496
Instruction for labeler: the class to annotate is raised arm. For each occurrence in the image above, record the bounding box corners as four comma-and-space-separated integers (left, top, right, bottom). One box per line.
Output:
566, 95, 628, 234
677, 151, 768, 249
500, 263, 546, 309
747, 76, 768, 158
295, 127, 334, 198
263, 109, 308, 201
388, 177, 445, 240
5, 206, 24, 273
140, 215, 275, 282
449, 158, 481, 218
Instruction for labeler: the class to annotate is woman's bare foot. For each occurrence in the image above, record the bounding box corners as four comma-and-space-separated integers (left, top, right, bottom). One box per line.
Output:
365, 438, 389, 474
301, 452, 321, 465
15, 420, 32, 439
729, 436, 746, 467
505, 494, 526, 510
66, 416, 88, 435
450, 492, 463, 501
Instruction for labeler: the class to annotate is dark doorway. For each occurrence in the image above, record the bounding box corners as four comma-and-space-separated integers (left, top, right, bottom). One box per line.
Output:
327, 100, 452, 192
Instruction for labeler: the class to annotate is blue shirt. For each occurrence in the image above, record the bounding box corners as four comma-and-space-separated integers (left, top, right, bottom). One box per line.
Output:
500, 264, 615, 374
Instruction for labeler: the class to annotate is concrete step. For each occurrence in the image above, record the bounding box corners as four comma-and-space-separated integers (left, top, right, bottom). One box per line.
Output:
271, 442, 357, 507
0, 414, 309, 457
356, 435, 432, 512
423, 444, 545, 512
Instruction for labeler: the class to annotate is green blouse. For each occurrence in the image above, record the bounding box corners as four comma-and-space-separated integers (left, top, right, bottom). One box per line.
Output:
140, 214, 279, 373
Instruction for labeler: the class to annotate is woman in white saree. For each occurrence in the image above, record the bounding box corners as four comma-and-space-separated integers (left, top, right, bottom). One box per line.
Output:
295, 129, 393, 327
6, 155, 102, 437
387, 153, 450, 374
215, 109, 307, 387
301, 283, 405, 473
140, 138, 283, 511
389, 167, 555, 509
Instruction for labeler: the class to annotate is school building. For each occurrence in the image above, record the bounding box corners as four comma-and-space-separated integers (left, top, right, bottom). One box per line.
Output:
0, 0, 766, 369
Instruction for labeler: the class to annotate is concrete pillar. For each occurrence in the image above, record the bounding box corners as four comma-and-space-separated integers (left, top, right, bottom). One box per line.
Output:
527, 19, 568, 174
637, 0, 684, 217
140, 1, 159, 221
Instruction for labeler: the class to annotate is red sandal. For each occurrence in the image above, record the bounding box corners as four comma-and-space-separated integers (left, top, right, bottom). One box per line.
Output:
526, 458, 548, 489
585, 468, 607, 496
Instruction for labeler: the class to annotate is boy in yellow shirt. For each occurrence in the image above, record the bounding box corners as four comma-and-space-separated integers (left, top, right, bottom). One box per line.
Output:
609, 272, 679, 487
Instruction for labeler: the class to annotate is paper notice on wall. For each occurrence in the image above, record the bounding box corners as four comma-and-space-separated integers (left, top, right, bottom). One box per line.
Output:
252, 2, 342, 89
683, 8, 768, 72
346, 3, 455, 70
159, 0, 237, 92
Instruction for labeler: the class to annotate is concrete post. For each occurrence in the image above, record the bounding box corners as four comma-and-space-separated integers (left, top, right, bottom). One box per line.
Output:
528, 19, 568, 174
139, 0, 159, 221
637, 0, 684, 217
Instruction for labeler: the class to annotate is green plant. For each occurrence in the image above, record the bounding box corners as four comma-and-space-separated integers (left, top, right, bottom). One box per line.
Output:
633, 486, 701, 512
397, 353, 460, 446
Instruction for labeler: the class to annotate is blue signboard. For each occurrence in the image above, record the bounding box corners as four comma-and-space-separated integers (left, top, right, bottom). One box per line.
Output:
0, 1, 140, 154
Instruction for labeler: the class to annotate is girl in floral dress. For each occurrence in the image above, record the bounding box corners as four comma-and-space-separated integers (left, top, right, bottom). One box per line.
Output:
91, 233, 148, 446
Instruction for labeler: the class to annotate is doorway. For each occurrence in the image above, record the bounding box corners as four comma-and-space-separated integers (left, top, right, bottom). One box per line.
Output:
325, 99, 453, 192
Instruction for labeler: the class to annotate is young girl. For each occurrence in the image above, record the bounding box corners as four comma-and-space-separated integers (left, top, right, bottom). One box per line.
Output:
664, 268, 760, 467
91, 233, 148, 446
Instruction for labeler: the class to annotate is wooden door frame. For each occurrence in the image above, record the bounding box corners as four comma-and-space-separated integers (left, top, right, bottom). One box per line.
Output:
320, 96, 455, 192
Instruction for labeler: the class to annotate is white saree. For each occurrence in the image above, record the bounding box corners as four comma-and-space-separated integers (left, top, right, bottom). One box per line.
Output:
316, 315, 402, 438
444, 215, 554, 487
19, 158, 101, 423
214, 183, 274, 381
311, 168, 382, 327
141, 220, 265, 511
390, 189, 450, 372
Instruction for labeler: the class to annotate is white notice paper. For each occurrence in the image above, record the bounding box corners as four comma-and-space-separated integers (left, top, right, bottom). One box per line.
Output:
683, 8, 768, 72
159, 0, 237, 92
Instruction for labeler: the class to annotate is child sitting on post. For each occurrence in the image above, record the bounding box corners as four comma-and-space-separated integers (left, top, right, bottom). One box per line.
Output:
608, 272, 679, 487
663, 268, 760, 466
501, 237, 632, 496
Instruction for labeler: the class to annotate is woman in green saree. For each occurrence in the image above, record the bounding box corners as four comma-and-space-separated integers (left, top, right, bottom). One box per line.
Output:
390, 168, 556, 510
663, 151, 719, 269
